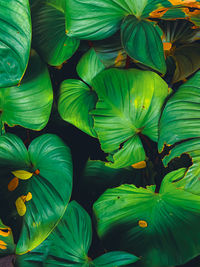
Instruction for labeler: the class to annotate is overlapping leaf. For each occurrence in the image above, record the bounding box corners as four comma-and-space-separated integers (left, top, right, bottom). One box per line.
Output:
159, 70, 200, 151
0, 133, 72, 254
121, 16, 166, 74
91, 68, 169, 168
32, 0, 79, 66
0, 220, 15, 256
163, 138, 200, 195
16, 201, 138, 267
94, 168, 200, 266
0, 50, 53, 132
0, 0, 31, 87
58, 48, 105, 137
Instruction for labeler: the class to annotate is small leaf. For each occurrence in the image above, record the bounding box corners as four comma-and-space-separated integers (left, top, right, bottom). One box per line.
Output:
58, 79, 97, 137
11, 170, 33, 180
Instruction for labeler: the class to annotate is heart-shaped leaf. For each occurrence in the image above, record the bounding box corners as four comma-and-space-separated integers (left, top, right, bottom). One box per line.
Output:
0, 0, 31, 87
0, 50, 53, 132
16, 201, 138, 266
0, 133, 72, 254
121, 16, 166, 74
32, 0, 80, 66
94, 168, 200, 266
58, 48, 105, 137
91, 68, 169, 168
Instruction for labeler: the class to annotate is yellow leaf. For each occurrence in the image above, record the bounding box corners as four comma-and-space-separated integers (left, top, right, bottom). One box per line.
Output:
12, 170, 33, 180
132, 161, 147, 169
15, 197, 26, 216
0, 227, 11, 237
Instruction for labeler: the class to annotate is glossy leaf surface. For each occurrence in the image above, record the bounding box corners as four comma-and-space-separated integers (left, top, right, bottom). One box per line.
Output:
94, 168, 200, 266
93, 32, 127, 68
0, 133, 72, 254
65, 0, 171, 40
91, 68, 169, 168
0, 50, 53, 131
159, 71, 200, 151
121, 16, 166, 74
32, 0, 79, 66
58, 79, 97, 137
76, 48, 105, 85
0, 0, 31, 87
16, 201, 138, 266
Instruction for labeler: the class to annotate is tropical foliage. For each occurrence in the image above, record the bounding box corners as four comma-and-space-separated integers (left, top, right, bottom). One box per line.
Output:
1, 0, 200, 266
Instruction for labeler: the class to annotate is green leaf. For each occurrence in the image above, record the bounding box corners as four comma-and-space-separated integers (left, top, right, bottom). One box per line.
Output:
65, 0, 171, 40
76, 48, 105, 85
93, 251, 139, 266
163, 138, 200, 195
172, 43, 200, 83
0, 50, 53, 131
91, 68, 169, 168
93, 168, 200, 266
0, 0, 31, 87
16, 201, 138, 266
58, 79, 97, 137
16, 201, 91, 266
32, 0, 79, 66
0, 220, 15, 256
159, 70, 200, 151
121, 16, 166, 74
0, 133, 72, 254
93, 32, 127, 68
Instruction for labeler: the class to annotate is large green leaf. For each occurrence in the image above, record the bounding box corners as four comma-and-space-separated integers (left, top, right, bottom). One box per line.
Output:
65, 0, 171, 40
16, 201, 138, 266
121, 16, 166, 74
163, 138, 200, 195
91, 68, 169, 168
32, 0, 79, 66
58, 79, 97, 137
76, 48, 105, 85
159, 70, 200, 151
0, 0, 31, 87
0, 220, 15, 256
94, 168, 200, 266
0, 50, 53, 132
172, 43, 200, 83
0, 133, 72, 254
